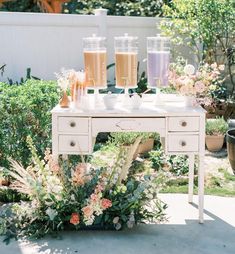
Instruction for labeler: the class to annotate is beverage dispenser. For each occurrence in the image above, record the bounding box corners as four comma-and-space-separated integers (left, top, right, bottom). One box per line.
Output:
147, 35, 170, 89
83, 34, 107, 89
114, 33, 138, 93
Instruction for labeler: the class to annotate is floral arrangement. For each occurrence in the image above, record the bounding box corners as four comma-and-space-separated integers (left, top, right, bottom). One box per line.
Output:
168, 60, 225, 105
0, 136, 166, 242
55, 69, 86, 108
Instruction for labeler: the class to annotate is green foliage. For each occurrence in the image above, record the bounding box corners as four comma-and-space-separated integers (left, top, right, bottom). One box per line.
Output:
0, 187, 28, 203
167, 155, 189, 176
0, 138, 166, 240
161, 0, 235, 96
0, 0, 40, 12
64, 0, 170, 17
0, 0, 171, 17
149, 150, 167, 171
109, 132, 158, 146
149, 149, 189, 176
206, 117, 228, 135
0, 80, 60, 169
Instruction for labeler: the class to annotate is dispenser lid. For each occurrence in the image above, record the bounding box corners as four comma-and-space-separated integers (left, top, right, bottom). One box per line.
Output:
114, 33, 138, 41
147, 34, 170, 51
114, 33, 138, 51
83, 34, 106, 49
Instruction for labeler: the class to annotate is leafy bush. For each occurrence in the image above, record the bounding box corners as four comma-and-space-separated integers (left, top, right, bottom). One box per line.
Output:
0, 0, 40, 12
206, 117, 228, 135
149, 149, 189, 176
167, 155, 189, 176
149, 150, 167, 171
161, 0, 235, 97
64, 0, 170, 17
0, 80, 60, 169
109, 132, 158, 146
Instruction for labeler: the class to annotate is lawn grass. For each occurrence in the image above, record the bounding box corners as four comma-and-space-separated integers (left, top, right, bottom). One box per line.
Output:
161, 184, 235, 197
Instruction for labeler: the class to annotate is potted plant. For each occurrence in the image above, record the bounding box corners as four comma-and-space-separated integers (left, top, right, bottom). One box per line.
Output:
205, 118, 228, 152
227, 120, 235, 174
109, 132, 157, 158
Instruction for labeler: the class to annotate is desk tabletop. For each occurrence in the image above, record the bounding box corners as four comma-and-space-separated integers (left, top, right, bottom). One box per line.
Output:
51, 94, 206, 117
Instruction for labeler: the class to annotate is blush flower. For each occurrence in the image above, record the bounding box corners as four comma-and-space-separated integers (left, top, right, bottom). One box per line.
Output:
90, 193, 100, 203
100, 198, 112, 209
70, 213, 80, 225
195, 81, 205, 93
218, 64, 225, 71
82, 205, 93, 218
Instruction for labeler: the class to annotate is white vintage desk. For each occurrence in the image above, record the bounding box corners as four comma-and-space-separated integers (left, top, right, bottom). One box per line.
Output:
51, 96, 206, 223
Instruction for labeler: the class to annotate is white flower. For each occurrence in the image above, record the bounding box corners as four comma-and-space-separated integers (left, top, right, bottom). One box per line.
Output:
46, 207, 58, 221
57, 77, 69, 91
218, 65, 225, 71
183, 64, 195, 75
211, 63, 217, 69
114, 223, 122, 230
129, 214, 135, 223
127, 220, 134, 229
84, 215, 95, 226
113, 217, 119, 224
75, 71, 85, 83
71, 194, 75, 201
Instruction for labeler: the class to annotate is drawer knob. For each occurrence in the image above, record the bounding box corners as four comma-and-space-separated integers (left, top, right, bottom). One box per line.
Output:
70, 141, 76, 147
70, 122, 76, 127
181, 121, 187, 127
180, 141, 187, 147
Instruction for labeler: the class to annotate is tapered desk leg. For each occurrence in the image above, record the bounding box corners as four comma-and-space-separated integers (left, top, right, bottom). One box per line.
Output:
188, 154, 194, 203
198, 154, 204, 223
198, 114, 205, 224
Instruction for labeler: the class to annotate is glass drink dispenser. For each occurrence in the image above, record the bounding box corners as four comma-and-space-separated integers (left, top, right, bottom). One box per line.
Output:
83, 34, 107, 89
147, 35, 170, 89
114, 33, 138, 93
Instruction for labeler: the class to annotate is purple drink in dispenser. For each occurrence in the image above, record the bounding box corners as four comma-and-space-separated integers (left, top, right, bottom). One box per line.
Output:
147, 35, 170, 88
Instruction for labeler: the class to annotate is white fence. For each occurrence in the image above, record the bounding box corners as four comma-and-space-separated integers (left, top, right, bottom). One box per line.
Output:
0, 10, 196, 82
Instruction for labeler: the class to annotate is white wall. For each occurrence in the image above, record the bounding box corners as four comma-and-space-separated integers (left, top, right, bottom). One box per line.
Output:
0, 10, 196, 82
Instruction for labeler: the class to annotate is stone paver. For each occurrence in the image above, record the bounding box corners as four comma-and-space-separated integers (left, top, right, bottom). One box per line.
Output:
0, 194, 234, 254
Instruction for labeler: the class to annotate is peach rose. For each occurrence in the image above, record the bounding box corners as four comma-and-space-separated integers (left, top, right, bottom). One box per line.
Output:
82, 205, 93, 217
50, 162, 60, 174
70, 213, 80, 225
101, 198, 112, 209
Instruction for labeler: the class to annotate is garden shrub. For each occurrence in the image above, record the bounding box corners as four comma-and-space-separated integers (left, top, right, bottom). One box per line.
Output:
64, 0, 170, 17
0, 80, 60, 169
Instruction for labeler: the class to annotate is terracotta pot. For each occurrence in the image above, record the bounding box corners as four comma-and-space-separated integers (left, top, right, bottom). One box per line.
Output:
138, 138, 154, 154
205, 135, 224, 152
226, 129, 235, 174
133, 138, 154, 159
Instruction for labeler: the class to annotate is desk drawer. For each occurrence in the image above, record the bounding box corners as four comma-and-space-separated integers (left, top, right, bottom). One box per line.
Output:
58, 117, 89, 133
58, 135, 89, 153
92, 118, 165, 133
168, 117, 199, 132
168, 134, 199, 152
